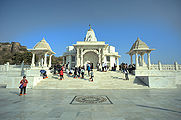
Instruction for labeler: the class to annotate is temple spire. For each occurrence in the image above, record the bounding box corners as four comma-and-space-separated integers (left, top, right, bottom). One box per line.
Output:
85, 25, 97, 41
89, 24, 91, 29
137, 37, 140, 41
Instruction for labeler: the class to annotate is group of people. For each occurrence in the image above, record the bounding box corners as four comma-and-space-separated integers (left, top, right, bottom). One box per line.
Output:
96, 62, 109, 72
18, 62, 136, 96
120, 63, 135, 74
119, 63, 136, 80
64, 62, 94, 82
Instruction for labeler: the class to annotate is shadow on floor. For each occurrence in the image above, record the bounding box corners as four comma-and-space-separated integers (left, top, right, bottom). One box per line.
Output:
136, 104, 181, 114
175, 99, 181, 101
133, 77, 148, 86
111, 76, 124, 80
9, 91, 19, 95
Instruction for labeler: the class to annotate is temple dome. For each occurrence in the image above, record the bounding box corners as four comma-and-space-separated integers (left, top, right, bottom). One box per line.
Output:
33, 37, 55, 54
84, 25, 97, 42
129, 37, 149, 51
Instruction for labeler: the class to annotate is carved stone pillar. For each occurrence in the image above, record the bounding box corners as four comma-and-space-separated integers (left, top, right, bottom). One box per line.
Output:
116, 57, 119, 70
80, 48, 83, 66
49, 54, 52, 67
147, 52, 151, 69
31, 53, 35, 67
41, 58, 44, 66
130, 54, 133, 65
158, 61, 162, 70
174, 62, 178, 70
140, 52, 145, 66
44, 52, 47, 67
76, 48, 80, 66
38, 56, 41, 67
102, 48, 105, 63
98, 48, 101, 64
135, 52, 138, 69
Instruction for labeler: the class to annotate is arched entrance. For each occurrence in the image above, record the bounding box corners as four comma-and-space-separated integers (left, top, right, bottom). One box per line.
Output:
83, 51, 98, 68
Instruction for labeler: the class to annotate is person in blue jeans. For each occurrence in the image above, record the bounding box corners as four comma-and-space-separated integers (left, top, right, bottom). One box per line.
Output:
87, 64, 91, 76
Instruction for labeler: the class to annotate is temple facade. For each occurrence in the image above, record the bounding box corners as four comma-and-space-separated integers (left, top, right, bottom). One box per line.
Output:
63, 25, 120, 69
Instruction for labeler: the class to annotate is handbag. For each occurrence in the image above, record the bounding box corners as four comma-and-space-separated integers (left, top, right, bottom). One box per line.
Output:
19, 83, 24, 89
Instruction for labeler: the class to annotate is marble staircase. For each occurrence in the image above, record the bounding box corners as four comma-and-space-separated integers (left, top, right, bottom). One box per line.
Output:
33, 70, 148, 89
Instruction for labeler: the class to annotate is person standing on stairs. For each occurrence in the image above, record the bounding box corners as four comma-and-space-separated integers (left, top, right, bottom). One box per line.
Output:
124, 68, 129, 80
81, 66, 85, 79
60, 69, 64, 80
87, 63, 91, 76
78, 66, 81, 78
89, 69, 94, 82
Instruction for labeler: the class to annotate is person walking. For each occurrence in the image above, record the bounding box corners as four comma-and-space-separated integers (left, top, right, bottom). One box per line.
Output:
87, 64, 91, 76
124, 69, 129, 80
19, 76, 28, 96
97, 63, 99, 71
74, 67, 78, 78
90, 70, 94, 82
102, 62, 105, 72
53, 65, 56, 74
78, 66, 81, 78
60, 69, 64, 80
81, 66, 85, 79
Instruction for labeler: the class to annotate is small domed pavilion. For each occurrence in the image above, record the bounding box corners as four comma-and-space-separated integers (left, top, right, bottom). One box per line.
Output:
29, 37, 55, 68
127, 37, 155, 69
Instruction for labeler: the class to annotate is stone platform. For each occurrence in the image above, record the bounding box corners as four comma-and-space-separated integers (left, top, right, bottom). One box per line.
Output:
33, 71, 148, 89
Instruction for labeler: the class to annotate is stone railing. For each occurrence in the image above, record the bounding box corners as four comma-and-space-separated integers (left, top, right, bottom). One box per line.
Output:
0, 65, 6, 71
0, 62, 30, 72
178, 65, 181, 70
150, 64, 159, 70
150, 61, 181, 71
162, 65, 175, 70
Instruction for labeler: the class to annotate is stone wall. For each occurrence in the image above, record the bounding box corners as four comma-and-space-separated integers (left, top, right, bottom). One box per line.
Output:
0, 64, 44, 88
135, 69, 181, 88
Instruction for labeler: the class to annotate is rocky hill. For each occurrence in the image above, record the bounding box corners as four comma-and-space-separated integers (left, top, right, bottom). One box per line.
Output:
0, 42, 63, 65
0, 42, 30, 65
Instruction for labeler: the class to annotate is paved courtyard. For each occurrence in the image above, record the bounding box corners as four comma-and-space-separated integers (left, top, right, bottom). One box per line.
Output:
0, 88, 181, 120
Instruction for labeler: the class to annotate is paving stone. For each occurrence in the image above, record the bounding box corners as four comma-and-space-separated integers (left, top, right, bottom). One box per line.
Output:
0, 88, 181, 119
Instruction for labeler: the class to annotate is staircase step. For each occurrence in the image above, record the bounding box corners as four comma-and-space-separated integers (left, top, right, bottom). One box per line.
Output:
33, 71, 148, 89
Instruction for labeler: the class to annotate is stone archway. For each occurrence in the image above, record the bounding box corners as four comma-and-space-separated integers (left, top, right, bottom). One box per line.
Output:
83, 51, 98, 68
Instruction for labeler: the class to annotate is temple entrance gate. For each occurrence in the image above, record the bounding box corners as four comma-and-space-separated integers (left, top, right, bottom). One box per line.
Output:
83, 51, 98, 68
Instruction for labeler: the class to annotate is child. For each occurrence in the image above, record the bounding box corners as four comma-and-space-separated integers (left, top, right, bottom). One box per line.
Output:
90, 70, 94, 82
19, 76, 28, 96
60, 69, 64, 80
70, 69, 74, 76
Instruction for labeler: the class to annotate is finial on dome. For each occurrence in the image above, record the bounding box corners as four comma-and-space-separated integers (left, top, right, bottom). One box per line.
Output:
41, 37, 46, 42
137, 37, 140, 40
89, 24, 91, 29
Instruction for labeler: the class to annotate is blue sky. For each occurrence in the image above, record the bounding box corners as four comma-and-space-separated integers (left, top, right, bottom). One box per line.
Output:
0, 0, 181, 64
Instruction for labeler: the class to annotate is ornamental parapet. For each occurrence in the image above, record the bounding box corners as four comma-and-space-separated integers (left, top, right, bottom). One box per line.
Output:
150, 62, 181, 71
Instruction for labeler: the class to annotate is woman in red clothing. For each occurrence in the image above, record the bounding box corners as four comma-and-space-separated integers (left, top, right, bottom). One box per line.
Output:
19, 76, 28, 96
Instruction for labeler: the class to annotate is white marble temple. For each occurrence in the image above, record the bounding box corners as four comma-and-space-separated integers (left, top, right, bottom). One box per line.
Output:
63, 25, 120, 69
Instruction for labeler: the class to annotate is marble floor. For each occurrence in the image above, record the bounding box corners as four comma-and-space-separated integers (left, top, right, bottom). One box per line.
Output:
0, 88, 181, 120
